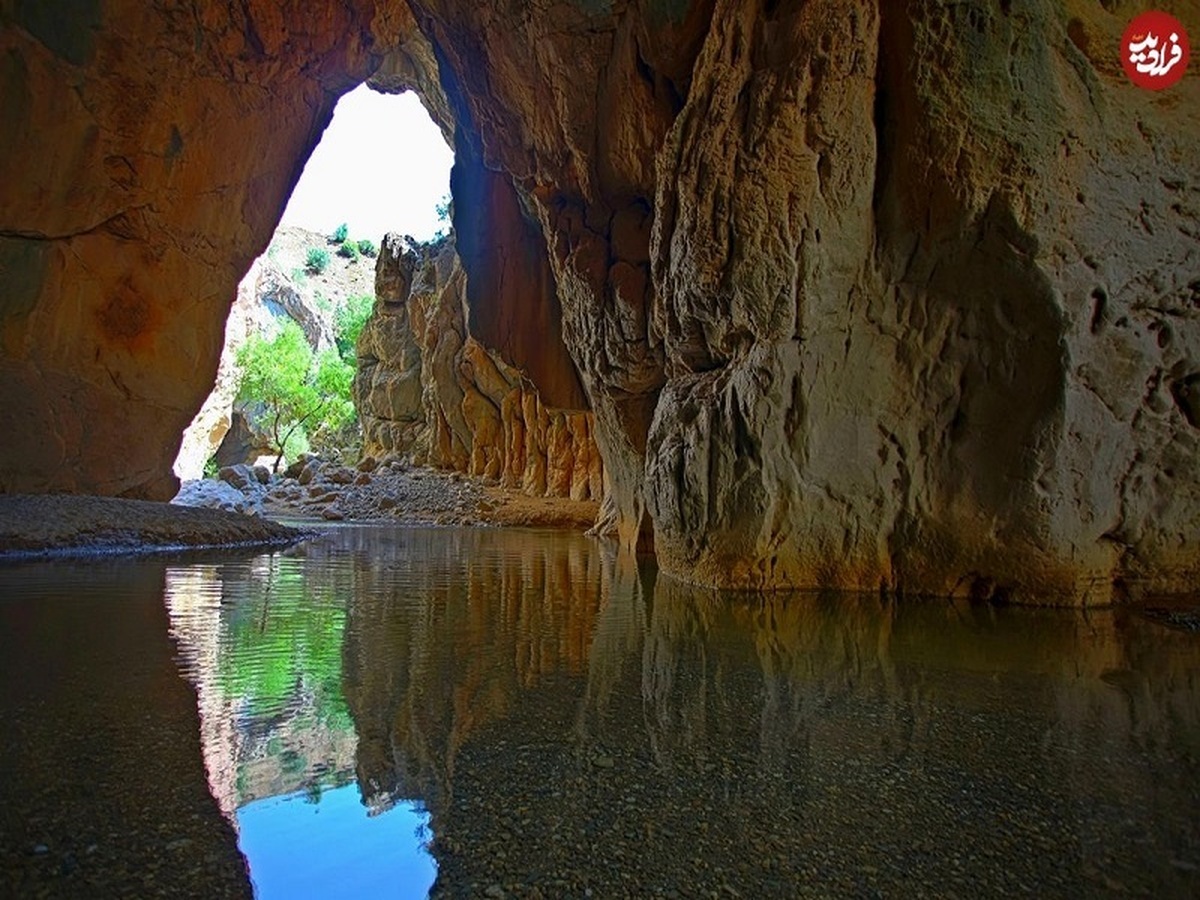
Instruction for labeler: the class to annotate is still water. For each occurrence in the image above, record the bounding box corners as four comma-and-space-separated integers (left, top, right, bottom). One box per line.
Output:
2, 525, 1199, 897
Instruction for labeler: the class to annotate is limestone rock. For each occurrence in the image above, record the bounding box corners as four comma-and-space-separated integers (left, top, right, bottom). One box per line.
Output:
2, 0, 1197, 600
172, 479, 265, 518
412, 0, 1200, 600
213, 409, 275, 472
353, 233, 603, 500
353, 234, 427, 457
0, 0, 404, 499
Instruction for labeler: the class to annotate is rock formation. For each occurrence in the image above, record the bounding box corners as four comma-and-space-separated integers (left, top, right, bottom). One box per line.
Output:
0, 0, 401, 499
174, 226, 361, 480
354, 233, 603, 500
1, 1, 1197, 600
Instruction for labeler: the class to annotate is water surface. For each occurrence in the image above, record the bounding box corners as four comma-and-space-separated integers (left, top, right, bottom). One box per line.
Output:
3, 526, 1199, 897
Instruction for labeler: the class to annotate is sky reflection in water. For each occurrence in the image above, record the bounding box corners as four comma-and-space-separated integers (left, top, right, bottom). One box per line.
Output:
163, 526, 1200, 898
236, 785, 435, 899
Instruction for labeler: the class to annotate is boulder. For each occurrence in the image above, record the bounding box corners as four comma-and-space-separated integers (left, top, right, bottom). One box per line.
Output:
172, 480, 264, 518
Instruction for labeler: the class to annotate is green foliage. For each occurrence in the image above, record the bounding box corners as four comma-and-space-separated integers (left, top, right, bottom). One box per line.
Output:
356, 238, 377, 258
309, 350, 357, 449
330, 222, 349, 243
236, 315, 364, 465
290, 266, 308, 284
237, 322, 329, 469
435, 194, 452, 223
433, 194, 453, 240
203, 455, 219, 479
215, 575, 353, 734
305, 246, 330, 275
337, 239, 359, 260
335, 294, 374, 363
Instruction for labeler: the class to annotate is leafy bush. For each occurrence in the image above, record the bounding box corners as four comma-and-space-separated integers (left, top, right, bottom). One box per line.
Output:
335, 294, 374, 363
337, 239, 359, 260
330, 222, 349, 244
236, 322, 358, 469
308, 350, 357, 450
357, 239, 377, 258
305, 247, 330, 275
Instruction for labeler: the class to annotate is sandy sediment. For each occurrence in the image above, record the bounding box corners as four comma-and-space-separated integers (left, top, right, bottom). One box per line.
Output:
0, 494, 306, 559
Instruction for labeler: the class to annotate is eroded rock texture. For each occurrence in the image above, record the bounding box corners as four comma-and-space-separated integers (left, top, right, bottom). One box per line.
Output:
0, 0, 400, 498
408, 0, 1199, 600
1, 0, 1197, 599
354, 234, 603, 500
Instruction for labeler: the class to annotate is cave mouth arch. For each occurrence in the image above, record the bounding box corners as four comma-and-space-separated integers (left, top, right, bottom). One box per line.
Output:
280, 85, 454, 247
172, 84, 453, 482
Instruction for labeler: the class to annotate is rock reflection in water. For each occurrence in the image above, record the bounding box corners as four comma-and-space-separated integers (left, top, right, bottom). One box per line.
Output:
341, 531, 1200, 898
340, 527, 604, 816
0, 558, 250, 898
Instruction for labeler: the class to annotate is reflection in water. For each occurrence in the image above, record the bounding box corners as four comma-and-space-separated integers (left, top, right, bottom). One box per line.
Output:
166, 556, 359, 817
237, 784, 435, 897
140, 526, 1200, 896
0, 558, 250, 898
164, 541, 439, 898
333, 529, 1200, 897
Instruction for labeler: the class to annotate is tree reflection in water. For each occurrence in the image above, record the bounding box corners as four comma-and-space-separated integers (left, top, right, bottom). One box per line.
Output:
159, 527, 1200, 896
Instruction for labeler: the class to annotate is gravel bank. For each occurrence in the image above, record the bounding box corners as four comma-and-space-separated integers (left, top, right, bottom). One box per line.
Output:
179, 457, 599, 531
0, 494, 306, 559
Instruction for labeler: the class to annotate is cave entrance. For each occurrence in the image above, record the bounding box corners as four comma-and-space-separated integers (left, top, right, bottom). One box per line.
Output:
281, 86, 453, 245
173, 85, 453, 482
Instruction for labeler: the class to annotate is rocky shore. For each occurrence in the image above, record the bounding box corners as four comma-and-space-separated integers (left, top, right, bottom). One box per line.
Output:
175, 456, 599, 530
0, 457, 598, 560
0, 494, 304, 559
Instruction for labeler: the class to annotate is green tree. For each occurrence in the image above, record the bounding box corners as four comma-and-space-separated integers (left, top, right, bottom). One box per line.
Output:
309, 350, 357, 450
335, 294, 374, 363
357, 238, 377, 258
337, 239, 359, 260
330, 222, 349, 243
305, 247, 330, 274
237, 323, 325, 472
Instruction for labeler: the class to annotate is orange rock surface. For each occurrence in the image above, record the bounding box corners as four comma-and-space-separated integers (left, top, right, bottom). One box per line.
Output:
2, 1, 1197, 600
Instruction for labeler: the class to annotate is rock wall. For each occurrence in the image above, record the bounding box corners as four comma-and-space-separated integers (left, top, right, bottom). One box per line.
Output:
0, 0, 403, 498
408, 0, 1199, 601
2, 0, 1197, 600
354, 233, 603, 500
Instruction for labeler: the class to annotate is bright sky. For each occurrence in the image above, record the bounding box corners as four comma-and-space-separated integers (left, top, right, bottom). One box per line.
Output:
280, 85, 454, 244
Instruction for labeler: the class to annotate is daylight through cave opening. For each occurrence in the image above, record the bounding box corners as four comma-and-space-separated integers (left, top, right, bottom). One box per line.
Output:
172, 85, 453, 482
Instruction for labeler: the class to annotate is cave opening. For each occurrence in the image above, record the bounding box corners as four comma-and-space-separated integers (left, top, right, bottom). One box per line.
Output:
172, 84, 453, 482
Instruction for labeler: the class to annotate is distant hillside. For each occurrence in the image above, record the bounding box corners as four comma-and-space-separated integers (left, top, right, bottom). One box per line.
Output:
264, 225, 377, 318
174, 224, 380, 480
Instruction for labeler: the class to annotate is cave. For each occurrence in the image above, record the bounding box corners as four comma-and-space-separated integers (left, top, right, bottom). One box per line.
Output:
3, 3, 1200, 896
1, 1, 1197, 601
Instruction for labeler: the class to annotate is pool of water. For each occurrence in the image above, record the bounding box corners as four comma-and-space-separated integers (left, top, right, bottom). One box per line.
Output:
2, 526, 1199, 897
